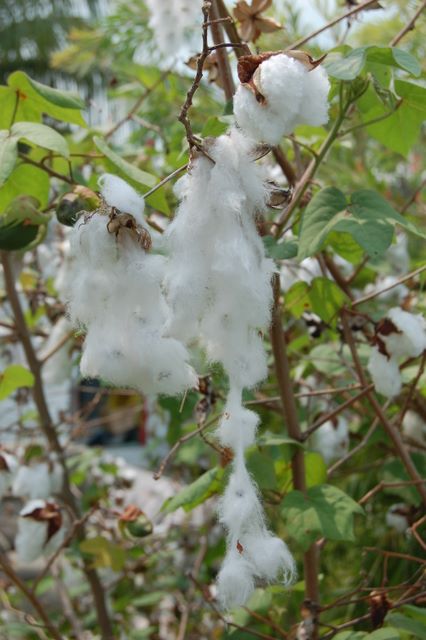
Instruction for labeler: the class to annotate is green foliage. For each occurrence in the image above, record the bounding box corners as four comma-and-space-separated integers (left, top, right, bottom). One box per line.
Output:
161, 467, 224, 514
0, 364, 34, 399
281, 485, 364, 551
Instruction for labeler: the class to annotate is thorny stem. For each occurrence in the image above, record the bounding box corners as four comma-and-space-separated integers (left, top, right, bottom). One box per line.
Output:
0, 553, 63, 640
340, 308, 426, 505
270, 274, 319, 633
0, 252, 115, 640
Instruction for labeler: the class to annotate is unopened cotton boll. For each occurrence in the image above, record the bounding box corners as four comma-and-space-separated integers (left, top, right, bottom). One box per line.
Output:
15, 500, 65, 564
216, 552, 256, 609
311, 416, 349, 464
0, 452, 17, 499
367, 348, 401, 398
383, 308, 426, 359
234, 54, 329, 145
99, 173, 145, 226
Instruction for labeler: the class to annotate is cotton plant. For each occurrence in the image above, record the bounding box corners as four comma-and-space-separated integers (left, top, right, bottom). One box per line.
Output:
66, 174, 197, 397
310, 416, 349, 465
368, 308, 426, 398
15, 500, 65, 564
12, 457, 63, 500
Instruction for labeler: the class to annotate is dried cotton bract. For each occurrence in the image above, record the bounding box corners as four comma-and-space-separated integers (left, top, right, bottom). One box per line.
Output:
234, 52, 330, 145
15, 500, 65, 564
66, 174, 196, 397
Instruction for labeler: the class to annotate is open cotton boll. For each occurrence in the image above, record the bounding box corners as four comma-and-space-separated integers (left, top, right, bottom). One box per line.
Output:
241, 531, 296, 585
311, 416, 349, 464
402, 410, 425, 445
99, 174, 146, 227
16, 500, 64, 563
220, 460, 264, 533
383, 308, 426, 359
234, 86, 296, 145
296, 65, 330, 127
386, 503, 410, 534
367, 348, 401, 398
386, 233, 409, 275
13, 464, 53, 500
217, 552, 256, 609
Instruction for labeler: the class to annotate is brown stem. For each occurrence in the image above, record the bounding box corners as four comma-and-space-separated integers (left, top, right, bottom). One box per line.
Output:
0, 553, 63, 640
272, 146, 296, 187
0, 252, 114, 640
390, 0, 426, 46
270, 274, 319, 628
209, 1, 235, 102
351, 264, 426, 307
214, 0, 251, 57
287, 0, 384, 50
340, 308, 426, 505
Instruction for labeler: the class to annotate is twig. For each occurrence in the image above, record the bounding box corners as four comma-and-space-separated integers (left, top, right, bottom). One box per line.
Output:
0, 553, 63, 640
153, 413, 221, 480
340, 308, 426, 505
287, 0, 384, 50
390, 0, 426, 46
327, 416, 379, 476
18, 153, 74, 185
270, 274, 319, 631
351, 264, 426, 307
214, 0, 251, 57
410, 515, 426, 552
363, 548, 426, 564
39, 330, 73, 365
272, 146, 296, 187
400, 177, 426, 215
359, 479, 426, 505
139, 163, 188, 200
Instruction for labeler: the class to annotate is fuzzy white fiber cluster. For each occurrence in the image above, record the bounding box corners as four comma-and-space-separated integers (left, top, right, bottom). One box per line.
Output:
165, 128, 274, 389
144, 0, 202, 61
368, 308, 426, 398
13, 461, 63, 500
66, 174, 197, 397
311, 416, 349, 464
15, 500, 65, 564
165, 129, 295, 607
234, 54, 330, 145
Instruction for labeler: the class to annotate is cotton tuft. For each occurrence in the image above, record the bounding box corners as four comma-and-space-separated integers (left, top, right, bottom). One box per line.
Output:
367, 348, 401, 398
234, 53, 330, 145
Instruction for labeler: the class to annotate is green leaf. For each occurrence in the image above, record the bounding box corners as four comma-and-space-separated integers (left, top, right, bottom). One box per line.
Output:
79, 536, 125, 572
0, 164, 49, 213
334, 632, 367, 640
7, 72, 86, 126
361, 80, 426, 156
247, 451, 277, 490
202, 117, 229, 138
325, 47, 367, 80
304, 452, 327, 487
0, 131, 18, 187
0, 365, 35, 400
366, 47, 421, 77
285, 277, 348, 325
11, 122, 69, 158
281, 484, 364, 550
263, 236, 298, 260
93, 136, 156, 188
385, 612, 425, 639
367, 629, 400, 640
298, 187, 424, 259
161, 467, 224, 514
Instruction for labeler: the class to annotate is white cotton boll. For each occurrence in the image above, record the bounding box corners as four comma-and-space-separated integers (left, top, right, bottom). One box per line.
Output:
13, 464, 52, 500
16, 500, 64, 563
367, 348, 401, 398
216, 552, 256, 609
402, 411, 425, 445
386, 504, 410, 534
296, 65, 330, 127
310, 417, 349, 464
218, 403, 259, 451
383, 308, 426, 359
363, 276, 408, 303
98, 174, 146, 226
241, 531, 296, 585
0, 452, 17, 499
234, 86, 295, 145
